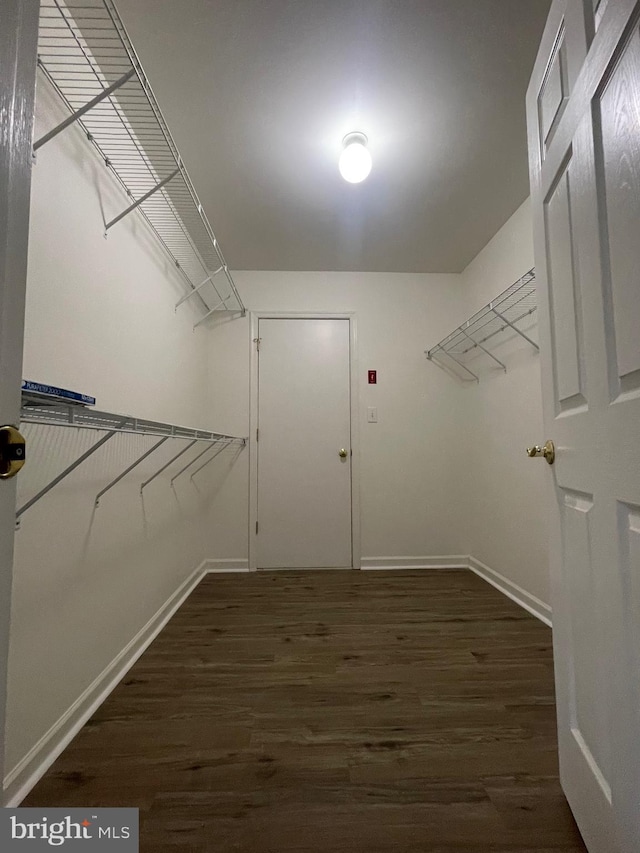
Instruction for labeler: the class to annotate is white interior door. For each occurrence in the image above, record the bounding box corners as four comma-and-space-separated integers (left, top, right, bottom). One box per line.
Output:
0, 0, 39, 798
528, 2, 640, 851
256, 318, 352, 569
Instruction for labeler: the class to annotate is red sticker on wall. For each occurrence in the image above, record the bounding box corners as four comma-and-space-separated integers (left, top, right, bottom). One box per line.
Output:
368, 370, 377, 384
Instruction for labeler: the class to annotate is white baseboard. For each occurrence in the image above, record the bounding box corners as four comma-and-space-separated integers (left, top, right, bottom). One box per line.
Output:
361, 555, 552, 627
468, 556, 552, 627
202, 558, 249, 573
361, 555, 468, 570
2, 562, 207, 807
257, 565, 351, 571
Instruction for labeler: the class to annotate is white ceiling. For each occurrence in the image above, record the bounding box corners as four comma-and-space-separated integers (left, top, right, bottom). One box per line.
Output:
115, 0, 551, 273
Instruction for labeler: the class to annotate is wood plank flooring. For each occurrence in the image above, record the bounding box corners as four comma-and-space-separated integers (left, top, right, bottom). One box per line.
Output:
23, 570, 586, 852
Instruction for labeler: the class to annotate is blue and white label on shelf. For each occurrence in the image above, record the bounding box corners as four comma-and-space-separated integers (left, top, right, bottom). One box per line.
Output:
22, 380, 96, 406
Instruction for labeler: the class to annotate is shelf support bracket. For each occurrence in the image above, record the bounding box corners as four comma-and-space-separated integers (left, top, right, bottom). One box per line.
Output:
221, 266, 246, 316
95, 436, 169, 507
190, 440, 232, 479
170, 440, 223, 485
33, 67, 136, 151
175, 266, 224, 311
436, 350, 480, 383
490, 307, 540, 351
16, 420, 127, 521
105, 166, 181, 232
140, 439, 197, 492
460, 328, 507, 373
192, 295, 231, 330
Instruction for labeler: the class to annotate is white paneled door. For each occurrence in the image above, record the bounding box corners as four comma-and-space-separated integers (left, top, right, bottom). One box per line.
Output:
0, 0, 39, 797
255, 318, 352, 569
528, 2, 640, 851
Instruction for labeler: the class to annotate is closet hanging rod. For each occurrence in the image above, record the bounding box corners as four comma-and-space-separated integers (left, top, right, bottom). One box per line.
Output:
36, 0, 245, 318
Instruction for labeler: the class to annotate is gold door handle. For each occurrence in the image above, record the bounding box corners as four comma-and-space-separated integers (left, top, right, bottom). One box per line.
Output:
338, 448, 348, 459
526, 439, 555, 465
0, 425, 26, 479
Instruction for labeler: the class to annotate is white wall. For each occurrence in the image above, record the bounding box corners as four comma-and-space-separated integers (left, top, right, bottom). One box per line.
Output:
204, 271, 468, 563
458, 199, 549, 604
3, 82, 244, 786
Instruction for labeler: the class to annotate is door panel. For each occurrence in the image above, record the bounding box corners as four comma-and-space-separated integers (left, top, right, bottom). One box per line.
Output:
597, 27, 640, 393
560, 490, 610, 781
545, 163, 587, 410
539, 30, 569, 153
256, 318, 352, 569
540, 35, 568, 149
594, 0, 610, 30
528, 1, 640, 850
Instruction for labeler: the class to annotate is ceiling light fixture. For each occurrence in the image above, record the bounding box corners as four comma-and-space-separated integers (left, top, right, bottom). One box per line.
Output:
339, 132, 372, 183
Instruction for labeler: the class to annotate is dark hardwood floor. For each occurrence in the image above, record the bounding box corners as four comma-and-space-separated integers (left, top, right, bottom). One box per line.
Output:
23, 569, 586, 852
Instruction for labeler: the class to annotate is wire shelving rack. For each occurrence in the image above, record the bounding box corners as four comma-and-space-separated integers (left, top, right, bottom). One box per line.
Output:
35, 0, 245, 322
426, 269, 538, 382
17, 391, 246, 522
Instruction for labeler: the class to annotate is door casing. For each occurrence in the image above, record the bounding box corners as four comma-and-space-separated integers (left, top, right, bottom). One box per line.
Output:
0, 0, 39, 799
249, 312, 361, 571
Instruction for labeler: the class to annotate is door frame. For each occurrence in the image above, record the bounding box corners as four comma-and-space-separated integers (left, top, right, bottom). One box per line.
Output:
0, 0, 39, 799
248, 312, 361, 572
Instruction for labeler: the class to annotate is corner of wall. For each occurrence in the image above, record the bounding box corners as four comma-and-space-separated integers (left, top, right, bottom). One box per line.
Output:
456, 199, 550, 607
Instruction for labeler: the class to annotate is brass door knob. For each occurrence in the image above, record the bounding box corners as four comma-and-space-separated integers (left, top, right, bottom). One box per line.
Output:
526, 439, 555, 465
338, 448, 348, 459
0, 425, 27, 479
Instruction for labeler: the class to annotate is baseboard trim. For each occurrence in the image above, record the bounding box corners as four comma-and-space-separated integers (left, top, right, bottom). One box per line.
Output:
203, 558, 250, 573
257, 566, 351, 571
361, 556, 468, 570
361, 555, 552, 627
2, 563, 207, 807
468, 556, 552, 627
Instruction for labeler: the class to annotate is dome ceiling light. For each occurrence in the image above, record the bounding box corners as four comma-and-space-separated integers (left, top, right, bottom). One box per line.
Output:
338, 132, 372, 183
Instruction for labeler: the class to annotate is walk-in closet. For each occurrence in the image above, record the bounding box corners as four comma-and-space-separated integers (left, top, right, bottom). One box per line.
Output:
2, 2, 639, 851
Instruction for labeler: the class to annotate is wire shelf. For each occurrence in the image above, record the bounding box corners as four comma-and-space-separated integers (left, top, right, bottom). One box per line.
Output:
36, 0, 245, 320
17, 391, 246, 521
21, 392, 246, 444
426, 269, 538, 382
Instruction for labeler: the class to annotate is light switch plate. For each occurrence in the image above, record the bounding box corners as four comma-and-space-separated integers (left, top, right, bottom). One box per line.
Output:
367, 407, 378, 423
